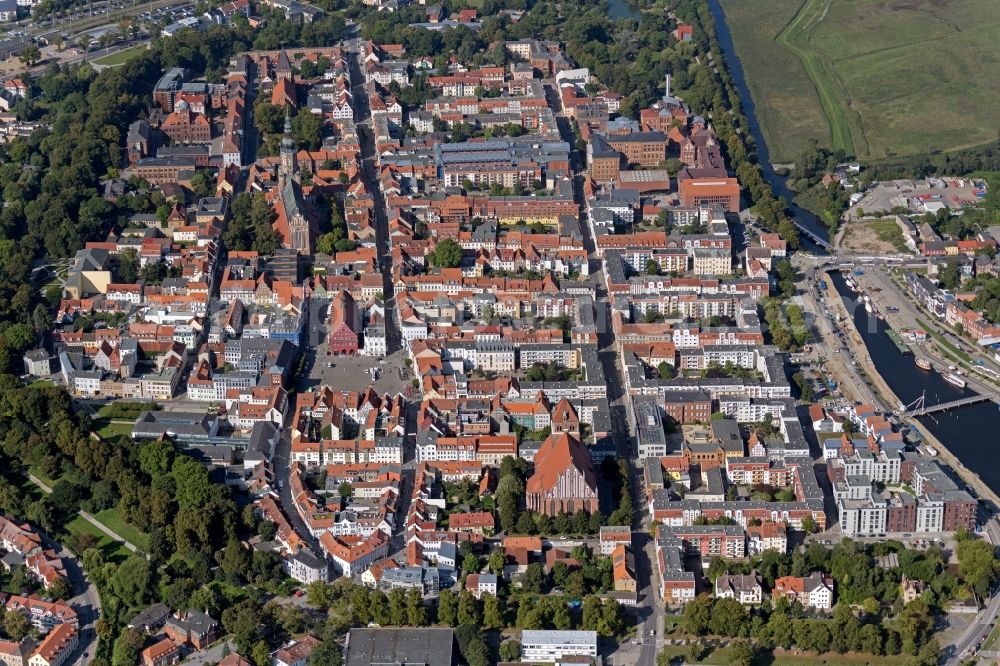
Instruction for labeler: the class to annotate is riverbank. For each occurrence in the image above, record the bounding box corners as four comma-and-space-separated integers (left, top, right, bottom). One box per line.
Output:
704, 0, 831, 247
825, 271, 1000, 509
822, 272, 904, 409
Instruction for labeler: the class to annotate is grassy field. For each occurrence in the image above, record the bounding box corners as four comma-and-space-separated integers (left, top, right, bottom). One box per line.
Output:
92, 45, 147, 67
719, 0, 1000, 162
63, 515, 132, 562
94, 419, 134, 439
717, 0, 829, 163
93, 508, 150, 551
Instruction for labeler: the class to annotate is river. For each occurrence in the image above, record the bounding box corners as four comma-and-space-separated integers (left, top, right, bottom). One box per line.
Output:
705, 0, 832, 248
701, 0, 1000, 495
830, 272, 1000, 496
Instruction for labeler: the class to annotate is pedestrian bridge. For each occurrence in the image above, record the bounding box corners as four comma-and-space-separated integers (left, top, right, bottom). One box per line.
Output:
897, 390, 1000, 417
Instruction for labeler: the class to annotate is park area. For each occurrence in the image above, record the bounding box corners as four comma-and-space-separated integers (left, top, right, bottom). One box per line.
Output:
719, 0, 1000, 162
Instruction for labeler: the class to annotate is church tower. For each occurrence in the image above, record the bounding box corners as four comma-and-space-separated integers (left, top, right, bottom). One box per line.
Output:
279, 112, 297, 188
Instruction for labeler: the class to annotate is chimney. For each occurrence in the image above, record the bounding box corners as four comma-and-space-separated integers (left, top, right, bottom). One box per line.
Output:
664, 73, 671, 99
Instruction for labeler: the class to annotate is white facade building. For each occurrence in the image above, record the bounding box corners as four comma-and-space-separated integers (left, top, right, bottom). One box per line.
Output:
521, 631, 598, 663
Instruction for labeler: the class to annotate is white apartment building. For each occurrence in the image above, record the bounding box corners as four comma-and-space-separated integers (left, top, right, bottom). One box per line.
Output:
521, 631, 598, 664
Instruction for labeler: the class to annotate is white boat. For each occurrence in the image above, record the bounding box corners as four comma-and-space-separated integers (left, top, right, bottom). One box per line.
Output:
915, 358, 933, 371
864, 302, 873, 314
943, 373, 966, 388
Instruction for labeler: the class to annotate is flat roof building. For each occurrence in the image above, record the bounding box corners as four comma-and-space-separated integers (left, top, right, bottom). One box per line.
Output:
345, 628, 455, 666
521, 630, 598, 663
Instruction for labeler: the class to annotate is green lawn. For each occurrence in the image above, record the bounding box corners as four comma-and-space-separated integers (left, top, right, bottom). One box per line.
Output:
718, 0, 842, 162
658, 644, 910, 665
93, 507, 150, 551
63, 514, 132, 562
719, 0, 1000, 161
93, 45, 147, 66
774, 0, 858, 156
94, 419, 135, 439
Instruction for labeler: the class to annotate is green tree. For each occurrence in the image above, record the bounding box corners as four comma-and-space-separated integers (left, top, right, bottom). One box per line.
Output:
437, 589, 458, 627
111, 628, 145, 666
117, 248, 140, 283
956, 529, 1000, 599
728, 639, 757, 666
388, 589, 407, 626
251, 641, 270, 666
307, 581, 333, 609
488, 548, 506, 575
309, 641, 342, 666
657, 361, 676, 379
188, 586, 220, 616
495, 473, 523, 534
712, 598, 750, 636
688, 640, 708, 662
110, 554, 153, 608
483, 593, 504, 629
217, 539, 251, 583
895, 600, 933, 655
223, 602, 262, 655
47, 577, 72, 600
406, 588, 427, 626
316, 232, 337, 256
292, 111, 324, 150
683, 594, 714, 636
190, 169, 215, 197
597, 599, 625, 636
937, 262, 961, 291
522, 563, 545, 594
18, 45, 40, 69
3, 610, 29, 641
499, 639, 521, 662
457, 590, 481, 626
429, 238, 463, 268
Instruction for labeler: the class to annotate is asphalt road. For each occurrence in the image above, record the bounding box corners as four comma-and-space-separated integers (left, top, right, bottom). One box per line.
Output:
347, 38, 402, 356
20, 497, 103, 666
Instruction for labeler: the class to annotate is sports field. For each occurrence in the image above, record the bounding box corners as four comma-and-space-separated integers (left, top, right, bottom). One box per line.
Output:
719, 0, 1000, 162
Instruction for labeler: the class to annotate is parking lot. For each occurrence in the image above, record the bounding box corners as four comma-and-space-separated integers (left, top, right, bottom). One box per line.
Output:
848, 177, 987, 219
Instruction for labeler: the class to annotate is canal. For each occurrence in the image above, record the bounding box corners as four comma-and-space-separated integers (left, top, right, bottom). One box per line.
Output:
705, 0, 832, 248
830, 272, 1000, 496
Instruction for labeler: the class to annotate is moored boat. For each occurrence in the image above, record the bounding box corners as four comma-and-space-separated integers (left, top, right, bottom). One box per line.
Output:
915, 358, 932, 371
943, 372, 966, 388
864, 302, 873, 314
